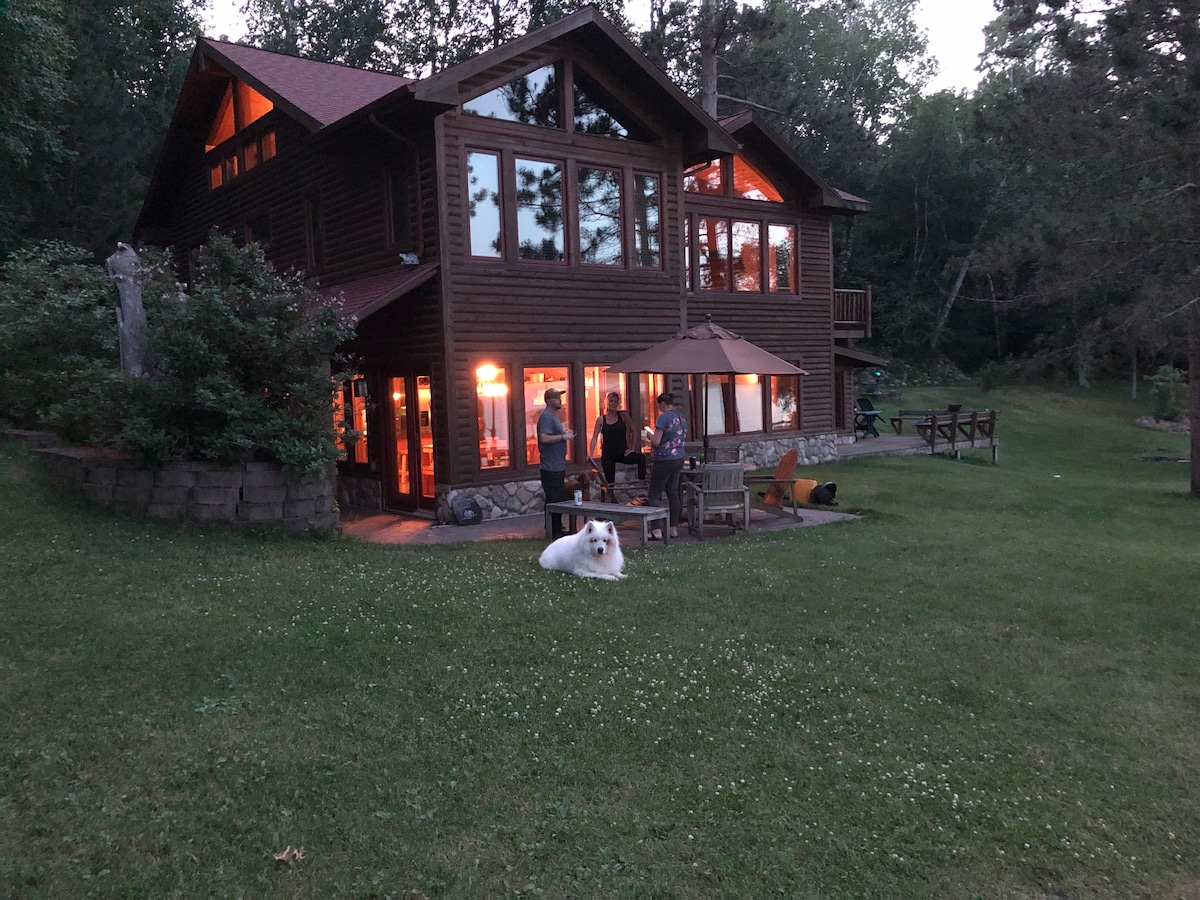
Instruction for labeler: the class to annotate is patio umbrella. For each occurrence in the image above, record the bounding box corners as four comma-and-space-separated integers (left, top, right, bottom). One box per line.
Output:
608, 315, 808, 456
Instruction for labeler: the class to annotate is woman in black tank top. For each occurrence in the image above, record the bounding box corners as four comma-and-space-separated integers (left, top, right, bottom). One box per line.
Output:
589, 392, 647, 483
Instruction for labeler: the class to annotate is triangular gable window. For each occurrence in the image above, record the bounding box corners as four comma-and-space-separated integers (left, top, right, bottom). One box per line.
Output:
463, 65, 560, 129
685, 155, 784, 203
572, 70, 650, 141
732, 155, 783, 202
206, 80, 274, 151
207, 85, 236, 150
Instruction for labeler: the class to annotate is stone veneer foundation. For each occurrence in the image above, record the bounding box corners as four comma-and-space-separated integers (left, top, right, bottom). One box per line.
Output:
436, 433, 843, 524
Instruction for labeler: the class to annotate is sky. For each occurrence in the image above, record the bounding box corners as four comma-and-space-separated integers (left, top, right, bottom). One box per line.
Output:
202, 0, 999, 95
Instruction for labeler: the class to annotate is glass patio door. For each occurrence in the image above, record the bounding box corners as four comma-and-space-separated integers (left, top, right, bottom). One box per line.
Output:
384, 374, 435, 513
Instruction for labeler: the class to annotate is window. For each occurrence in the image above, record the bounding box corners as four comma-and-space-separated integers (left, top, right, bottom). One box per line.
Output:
771, 375, 800, 431
524, 366, 570, 466
637, 374, 666, 438
732, 156, 783, 202
245, 214, 270, 246
685, 154, 784, 201
463, 65, 560, 128
768, 225, 796, 293
583, 366, 627, 448
205, 79, 276, 190
334, 376, 369, 465
578, 166, 622, 266
705, 374, 765, 436
571, 70, 651, 140
684, 160, 723, 195
476, 364, 511, 469
467, 151, 502, 259
515, 157, 564, 262
732, 220, 761, 292
305, 194, 325, 272
689, 217, 798, 294
696, 217, 729, 290
633, 173, 660, 267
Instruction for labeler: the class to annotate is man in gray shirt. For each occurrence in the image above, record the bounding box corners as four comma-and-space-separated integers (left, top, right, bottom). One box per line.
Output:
537, 388, 575, 539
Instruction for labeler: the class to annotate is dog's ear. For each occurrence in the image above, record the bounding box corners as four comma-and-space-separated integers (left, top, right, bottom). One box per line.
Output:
602, 521, 615, 535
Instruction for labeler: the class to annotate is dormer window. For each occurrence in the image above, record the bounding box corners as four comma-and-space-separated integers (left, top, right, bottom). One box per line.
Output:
206, 79, 276, 190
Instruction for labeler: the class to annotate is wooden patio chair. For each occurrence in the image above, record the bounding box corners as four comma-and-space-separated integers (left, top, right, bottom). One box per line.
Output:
743, 448, 810, 519
854, 396, 885, 438
683, 463, 750, 540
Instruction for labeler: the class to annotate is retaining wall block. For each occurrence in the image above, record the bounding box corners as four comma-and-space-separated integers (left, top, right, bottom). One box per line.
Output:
148, 503, 187, 520
190, 503, 239, 521
238, 502, 285, 522
195, 469, 242, 489
154, 467, 198, 489
283, 499, 318, 519
193, 486, 241, 505
149, 485, 191, 506
240, 484, 287, 504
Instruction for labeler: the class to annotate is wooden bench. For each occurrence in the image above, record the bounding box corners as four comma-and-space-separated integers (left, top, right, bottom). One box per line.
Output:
544, 499, 670, 547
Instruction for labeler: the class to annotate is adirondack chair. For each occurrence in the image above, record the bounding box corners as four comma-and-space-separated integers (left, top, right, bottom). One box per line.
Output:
683, 463, 750, 540
854, 396, 885, 438
743, 448, 813, 518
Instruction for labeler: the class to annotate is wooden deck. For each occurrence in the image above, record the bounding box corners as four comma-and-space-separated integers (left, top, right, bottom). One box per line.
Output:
838, 429, 1000, 463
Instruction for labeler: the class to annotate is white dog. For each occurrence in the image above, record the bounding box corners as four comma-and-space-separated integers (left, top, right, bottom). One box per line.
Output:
539, 519, 627, 581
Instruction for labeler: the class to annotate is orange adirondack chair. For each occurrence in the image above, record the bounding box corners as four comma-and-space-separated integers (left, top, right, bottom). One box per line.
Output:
744, 448, 813, 518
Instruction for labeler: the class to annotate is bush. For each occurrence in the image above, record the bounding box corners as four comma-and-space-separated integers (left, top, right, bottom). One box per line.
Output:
1, 234, 356, 477
0, 241, 118, 428
1146, 365, 1187, 422
115, 234, 356, 474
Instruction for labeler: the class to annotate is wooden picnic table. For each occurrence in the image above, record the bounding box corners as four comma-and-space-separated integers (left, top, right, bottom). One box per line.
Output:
544, 499, 670, 547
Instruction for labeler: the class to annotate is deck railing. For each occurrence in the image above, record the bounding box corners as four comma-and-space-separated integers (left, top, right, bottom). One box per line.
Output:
834, 287, 872, 335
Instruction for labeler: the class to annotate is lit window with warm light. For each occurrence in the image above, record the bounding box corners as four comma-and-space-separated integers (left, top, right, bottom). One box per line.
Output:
476, 364, 511, 469
205, 79, 276, 189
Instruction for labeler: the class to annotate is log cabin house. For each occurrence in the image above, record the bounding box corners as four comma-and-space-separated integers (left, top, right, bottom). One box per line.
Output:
135, 5, 880, 522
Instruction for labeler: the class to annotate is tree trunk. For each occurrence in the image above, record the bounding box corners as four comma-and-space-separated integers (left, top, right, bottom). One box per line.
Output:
699, 0, 722, 117
106, 243, 147, 378
1190, 305, 1199, 496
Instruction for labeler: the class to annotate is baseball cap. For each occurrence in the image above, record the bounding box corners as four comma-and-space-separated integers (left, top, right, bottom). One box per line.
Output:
544, 388, 563, 402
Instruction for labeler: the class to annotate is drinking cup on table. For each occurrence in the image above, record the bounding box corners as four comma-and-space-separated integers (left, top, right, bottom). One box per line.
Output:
573, 490, 582, 506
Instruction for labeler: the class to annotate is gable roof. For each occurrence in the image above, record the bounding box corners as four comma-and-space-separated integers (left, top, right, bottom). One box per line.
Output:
719, 111, 870, 214
413, 5, 738, 164
201, 40, 414, 131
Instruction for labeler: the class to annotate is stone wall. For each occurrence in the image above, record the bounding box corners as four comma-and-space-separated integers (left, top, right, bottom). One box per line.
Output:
436, 432, 840, 523
24, 438, 338, 532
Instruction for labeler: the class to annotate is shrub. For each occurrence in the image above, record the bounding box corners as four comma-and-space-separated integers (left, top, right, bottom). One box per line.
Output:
0, 241, 118, 428
1145, 365, 1187, 422
116, 234, 356, 474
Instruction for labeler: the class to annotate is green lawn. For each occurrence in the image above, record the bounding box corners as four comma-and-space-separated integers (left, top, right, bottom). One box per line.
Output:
2, 383, 1197, 897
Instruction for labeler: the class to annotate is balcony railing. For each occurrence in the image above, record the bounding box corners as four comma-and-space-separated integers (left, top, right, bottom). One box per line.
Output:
834, 287, 871, 338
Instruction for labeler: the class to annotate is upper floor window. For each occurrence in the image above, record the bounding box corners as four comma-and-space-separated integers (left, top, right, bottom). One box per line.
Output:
467, 151, 503, 259
206, 79, 275, 189
463, 65, 560, 128
305, 194, 325, 273
578, 166, 622, 266
633, 173, 660, 268
462, 61, 650, 142
515, 157, 564, 262
690, 216, 797, 294
685, 154, 783, 202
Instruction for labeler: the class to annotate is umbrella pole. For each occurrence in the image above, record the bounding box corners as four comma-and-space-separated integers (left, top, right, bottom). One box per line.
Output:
702, 373, 709, 462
